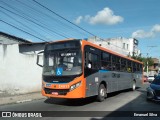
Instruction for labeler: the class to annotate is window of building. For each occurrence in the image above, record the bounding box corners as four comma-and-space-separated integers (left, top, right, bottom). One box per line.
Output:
0, 40, 3, 44
123, 43, 125, 49
127, 44, 129, 50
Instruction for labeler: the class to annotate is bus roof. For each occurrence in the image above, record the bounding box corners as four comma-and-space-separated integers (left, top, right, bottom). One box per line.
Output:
81, 40, 143, 64
46, 39, 143, 64
48, 38, 78, 44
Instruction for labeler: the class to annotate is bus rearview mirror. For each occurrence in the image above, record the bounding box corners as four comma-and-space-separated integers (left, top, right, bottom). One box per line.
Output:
37, 51, 44, 67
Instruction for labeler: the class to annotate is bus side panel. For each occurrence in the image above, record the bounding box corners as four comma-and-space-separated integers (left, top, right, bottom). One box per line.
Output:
100, 71, 132, 93
118, 72, 132, 90
99, 71, 117, 93
132, 73, 143, 88
85, 71, 142, 98
99, 71, 137, 93
85, 71, 133, 97
85, 72, 99, 97
85, 71, 118, 97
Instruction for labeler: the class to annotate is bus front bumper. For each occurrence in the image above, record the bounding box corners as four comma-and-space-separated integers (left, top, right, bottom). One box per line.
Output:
41, 84, 85, 99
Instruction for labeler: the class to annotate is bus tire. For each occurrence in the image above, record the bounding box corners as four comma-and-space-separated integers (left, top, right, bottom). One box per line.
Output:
97, 84, 107, 102
132, 81, 136, 91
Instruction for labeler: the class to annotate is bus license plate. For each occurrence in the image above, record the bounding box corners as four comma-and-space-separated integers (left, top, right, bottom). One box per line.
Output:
52, 92, 58, 95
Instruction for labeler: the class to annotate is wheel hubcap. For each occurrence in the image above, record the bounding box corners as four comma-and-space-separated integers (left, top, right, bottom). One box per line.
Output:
133, 83, 135, 90
100, 89, 105, 96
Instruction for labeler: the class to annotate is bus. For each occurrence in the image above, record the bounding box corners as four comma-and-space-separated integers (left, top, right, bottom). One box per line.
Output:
37, 39, 143, 102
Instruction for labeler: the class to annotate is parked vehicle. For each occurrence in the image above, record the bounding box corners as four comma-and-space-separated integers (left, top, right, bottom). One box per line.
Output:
143, 75, 148, 82
147, 75, 155, 83
146, 76, 160, 101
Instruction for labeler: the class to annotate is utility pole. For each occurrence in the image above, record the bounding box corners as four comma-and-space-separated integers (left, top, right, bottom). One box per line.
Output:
159, 56, 160, 73
146, 46, 157, 77
147, 53, 149, 77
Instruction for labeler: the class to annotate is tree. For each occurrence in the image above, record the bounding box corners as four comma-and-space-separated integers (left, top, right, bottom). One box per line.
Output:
130, 55, 154, 72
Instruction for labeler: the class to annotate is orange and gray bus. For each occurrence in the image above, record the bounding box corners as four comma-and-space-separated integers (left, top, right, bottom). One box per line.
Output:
37, 39, 143, 101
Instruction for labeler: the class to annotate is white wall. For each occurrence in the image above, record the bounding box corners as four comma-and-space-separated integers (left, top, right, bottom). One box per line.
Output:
0, 44, 42, 95
88, 37, 131, 56
88, 37, 141, 57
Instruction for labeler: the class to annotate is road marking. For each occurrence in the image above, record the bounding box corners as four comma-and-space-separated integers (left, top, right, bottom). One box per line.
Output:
16, 99, 32, 103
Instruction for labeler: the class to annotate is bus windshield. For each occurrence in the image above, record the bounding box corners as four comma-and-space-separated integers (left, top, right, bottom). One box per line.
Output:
43, 49, 82, 76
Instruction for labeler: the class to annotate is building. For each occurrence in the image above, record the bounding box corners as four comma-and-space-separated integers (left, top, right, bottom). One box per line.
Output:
0, 32, 32, 44
0, 32, 46, 95
88, 37, 141, 57
143, 58, 160, 76
149, 58, 160, 73
0, 32, 46, 54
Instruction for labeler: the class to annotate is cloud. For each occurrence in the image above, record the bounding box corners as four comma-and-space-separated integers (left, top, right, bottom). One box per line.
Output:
132, 24, 160, 38
132, 30, 154, 38
152, 24, 160, 32
74, 16, 83, 24
74, 7, 124, 25
88, 7, 123, 25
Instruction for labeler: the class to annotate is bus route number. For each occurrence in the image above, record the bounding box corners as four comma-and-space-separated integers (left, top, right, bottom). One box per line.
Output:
112, 73, 120, 78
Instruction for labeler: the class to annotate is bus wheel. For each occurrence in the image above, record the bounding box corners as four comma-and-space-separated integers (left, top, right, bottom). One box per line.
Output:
97, 84, 107, 102
132, 81, 136, 91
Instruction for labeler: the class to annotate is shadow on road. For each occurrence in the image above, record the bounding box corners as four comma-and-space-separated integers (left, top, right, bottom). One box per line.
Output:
44, 88, 139, 106
44, 96, 97, 106
90, 84, 160, 120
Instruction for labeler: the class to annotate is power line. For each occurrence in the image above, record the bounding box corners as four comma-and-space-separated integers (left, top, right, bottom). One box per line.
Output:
31, 0, 127, 50
15, 0, 88, 37
32, 0, 96, 37
0, 5, 69, 39
0, 0, 129, 51
0, 20, 48, 42
14, 0, 75, 38
0, 9, 49, 40
0, 1, 68, 39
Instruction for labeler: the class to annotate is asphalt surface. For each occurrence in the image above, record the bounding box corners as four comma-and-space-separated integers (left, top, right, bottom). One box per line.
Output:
0, 92, 44, 105
0, 83, 160, 120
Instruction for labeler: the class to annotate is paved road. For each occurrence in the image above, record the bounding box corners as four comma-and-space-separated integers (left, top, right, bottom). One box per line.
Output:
0, 83, 160, 120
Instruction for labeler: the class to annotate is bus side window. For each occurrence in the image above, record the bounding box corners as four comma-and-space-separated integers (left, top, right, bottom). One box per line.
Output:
139, 64, 142, 72
121, 58, 127, 72
127, 61, 133, 72
116, 57, 121, 71
127, 67, 131, 72
101, 52, 111, 70
84, 52, 88, 68
137, 63, 140, 72
112, 55, 120, 71
88, 52, 99, 69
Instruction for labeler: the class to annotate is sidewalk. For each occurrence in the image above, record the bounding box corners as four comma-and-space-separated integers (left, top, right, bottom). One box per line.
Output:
0, 92, 45, 106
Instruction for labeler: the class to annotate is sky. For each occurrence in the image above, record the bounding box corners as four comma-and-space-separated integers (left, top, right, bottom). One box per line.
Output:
0, 0, 160, 58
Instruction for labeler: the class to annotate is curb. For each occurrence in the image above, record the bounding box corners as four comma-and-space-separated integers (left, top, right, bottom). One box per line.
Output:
0, 92, 45, 106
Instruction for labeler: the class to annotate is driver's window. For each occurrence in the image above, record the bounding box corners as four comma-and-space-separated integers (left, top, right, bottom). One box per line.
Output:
48, 55, 54, 66
86, 52, 99, 69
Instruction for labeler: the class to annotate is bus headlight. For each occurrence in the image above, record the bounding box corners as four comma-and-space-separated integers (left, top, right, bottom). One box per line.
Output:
70, 81, 81, 91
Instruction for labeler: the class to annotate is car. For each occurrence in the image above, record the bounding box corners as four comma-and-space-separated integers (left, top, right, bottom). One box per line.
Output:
147, 75, 155, 83
143, 75, 148, 82
146, 76, 160, 101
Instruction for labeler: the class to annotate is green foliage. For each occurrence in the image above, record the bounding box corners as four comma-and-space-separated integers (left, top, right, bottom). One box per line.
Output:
130, 55, 154, 72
